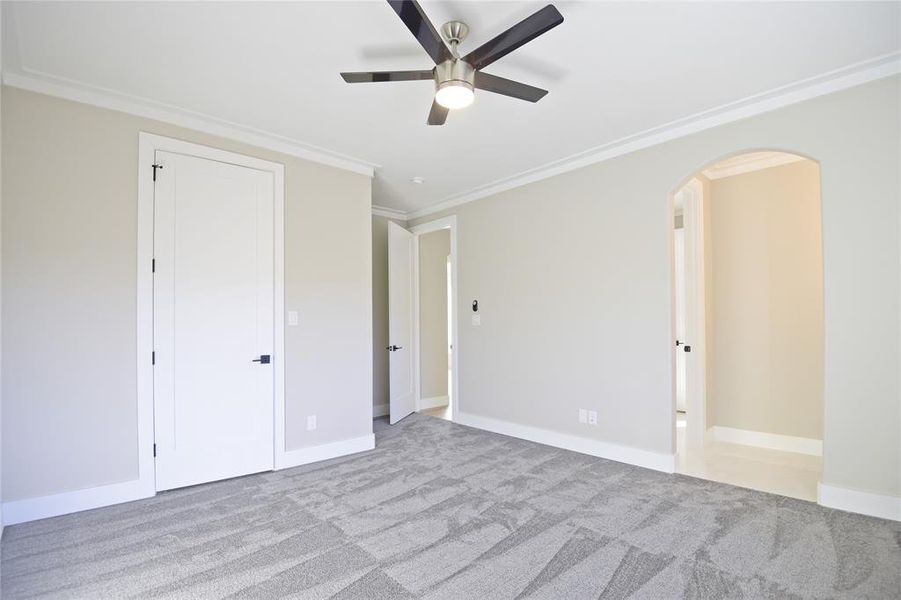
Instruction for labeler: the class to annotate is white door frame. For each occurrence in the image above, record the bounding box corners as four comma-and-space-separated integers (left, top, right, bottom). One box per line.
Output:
671, 178, 707, 449
137, 132, 286, 495
410, 216, 459, 421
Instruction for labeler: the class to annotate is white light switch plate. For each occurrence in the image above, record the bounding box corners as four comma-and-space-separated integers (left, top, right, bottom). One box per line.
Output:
306, 415, 317, 431
472, 314, 481, 326
578, 409, 588, 424
288, 310, 299, 326
588, 410, 598, 426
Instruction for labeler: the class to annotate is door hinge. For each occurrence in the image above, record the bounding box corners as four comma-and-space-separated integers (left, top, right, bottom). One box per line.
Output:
152, 351, 156, 365
153, 443, 157, 458
152, 163, 164, 182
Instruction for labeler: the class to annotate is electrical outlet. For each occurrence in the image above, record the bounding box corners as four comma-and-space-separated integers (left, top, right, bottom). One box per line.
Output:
288, 310, 299, 326
306, 415, 317, 431
578, 408, 588, 424
588, 410, 598, 426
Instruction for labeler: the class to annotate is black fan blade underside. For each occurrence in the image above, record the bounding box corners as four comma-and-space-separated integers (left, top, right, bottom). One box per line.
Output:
387, 0, 453, 65
473, 71, 548, 102
427, 100, 449, 126
462, 5, 563, 71
341, 70, 434, 83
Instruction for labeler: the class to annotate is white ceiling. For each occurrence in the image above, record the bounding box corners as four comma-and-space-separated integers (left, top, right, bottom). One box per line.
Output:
3, 2, 899, 215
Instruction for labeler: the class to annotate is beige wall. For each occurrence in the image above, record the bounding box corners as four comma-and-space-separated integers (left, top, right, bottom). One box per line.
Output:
419, 229, 450, 400
707, 160, 823, 439
1, 87, 373, 502
410, 76, 900, 498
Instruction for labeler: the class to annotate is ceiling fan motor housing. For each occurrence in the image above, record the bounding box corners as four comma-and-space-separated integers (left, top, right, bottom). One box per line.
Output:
434, 59, 475, 93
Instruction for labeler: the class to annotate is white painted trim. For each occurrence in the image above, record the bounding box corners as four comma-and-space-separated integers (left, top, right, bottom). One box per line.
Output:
456, 411, 676, 474
2, 478, 152, 526
712, 426, 823, 456
419, 395, 449, 410
273, 162, 287, 471
372, 205, 407, 220
373, 403, 389, 418
701, 152, 805, 180
5, 52, 896, 220
135, 134, 161, 503
2, 434, 376, 525
138, 133, 289, 482
405, 52, 901, 220
3, 69, 377, 177
410, 216, 459, 423
279, 435, 375, 470
818, 483, 901, 522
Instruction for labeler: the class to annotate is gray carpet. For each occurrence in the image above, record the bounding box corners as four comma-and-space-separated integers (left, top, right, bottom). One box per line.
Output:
2, 413, 900, 599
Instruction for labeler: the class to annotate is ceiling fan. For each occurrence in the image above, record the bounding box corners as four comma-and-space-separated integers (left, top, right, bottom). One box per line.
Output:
340, 1, 564, 125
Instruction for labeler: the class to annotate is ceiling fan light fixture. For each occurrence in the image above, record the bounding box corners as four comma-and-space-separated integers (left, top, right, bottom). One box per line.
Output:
435, 80, 474, 110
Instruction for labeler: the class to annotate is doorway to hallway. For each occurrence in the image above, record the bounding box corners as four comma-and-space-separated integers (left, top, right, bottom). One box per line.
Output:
671, 151, 824, 501
386, 216, 458, 425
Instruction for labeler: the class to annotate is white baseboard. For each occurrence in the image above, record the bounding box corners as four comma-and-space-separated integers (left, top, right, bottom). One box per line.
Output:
419, 395, 449, 410
373, 403, 389, 418
2, 477, 155, 527
456, 411, 675, 473
818, 482, 901, 522
712, 425, 822, 456
278, 434, 375, 470
4, 434, 375, 526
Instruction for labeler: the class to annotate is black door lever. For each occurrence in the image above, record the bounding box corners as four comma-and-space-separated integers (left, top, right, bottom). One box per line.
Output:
252, 355, 271, 364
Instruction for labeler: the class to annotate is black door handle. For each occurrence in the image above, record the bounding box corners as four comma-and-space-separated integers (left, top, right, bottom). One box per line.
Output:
252, 355, 271, 364
386, 345, 403, 352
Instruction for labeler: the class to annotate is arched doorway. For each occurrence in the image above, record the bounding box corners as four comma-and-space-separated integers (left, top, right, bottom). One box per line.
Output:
670, 151, 824, 501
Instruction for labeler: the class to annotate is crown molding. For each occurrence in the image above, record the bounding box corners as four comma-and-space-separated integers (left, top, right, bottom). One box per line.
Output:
371, 205, 408, 220
702, 152, 806, 180
2, 68, 379, 177
405, 51, 901, 221
5, 49, 898, 217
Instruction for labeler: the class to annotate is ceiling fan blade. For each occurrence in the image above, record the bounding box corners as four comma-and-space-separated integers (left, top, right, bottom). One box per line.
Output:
462, 5, 563, 71
341, 70, 434, 83
387, 0, 453, 65
427, 100, 449, 125
473, 71, 548, 102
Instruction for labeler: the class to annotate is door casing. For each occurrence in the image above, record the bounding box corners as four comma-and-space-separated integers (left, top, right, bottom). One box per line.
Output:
671, 178, 707, 450
137, 133, 286, 497
411, 216, 459, 422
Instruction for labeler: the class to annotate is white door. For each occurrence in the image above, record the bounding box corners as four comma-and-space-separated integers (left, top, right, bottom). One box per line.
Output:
674, 227, 687, 412
681, 180, 707, 448
388, 221, 415, 424
153, 150, 275, 491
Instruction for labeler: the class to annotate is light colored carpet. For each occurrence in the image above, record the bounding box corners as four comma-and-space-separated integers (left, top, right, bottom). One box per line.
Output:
2, 413, 900, 599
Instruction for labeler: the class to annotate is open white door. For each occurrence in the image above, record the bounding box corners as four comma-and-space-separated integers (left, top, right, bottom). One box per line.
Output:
681, 179, 707, 448
673, 227, 687, 412
388, 221, 416, 424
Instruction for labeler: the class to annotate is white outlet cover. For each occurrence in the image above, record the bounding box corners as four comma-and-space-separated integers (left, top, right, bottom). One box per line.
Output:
472, 314, 481, 326
588, 410, 598, 425
578, 409, 588, 424
306, 415, 317, 430
288, 310, 299, 326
